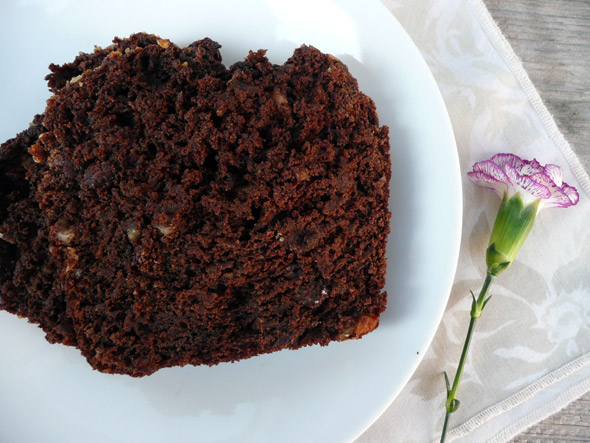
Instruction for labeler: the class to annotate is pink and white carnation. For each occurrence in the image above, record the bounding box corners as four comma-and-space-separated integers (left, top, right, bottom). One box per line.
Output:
468, 153, 579, 210
440, 153, 579, 442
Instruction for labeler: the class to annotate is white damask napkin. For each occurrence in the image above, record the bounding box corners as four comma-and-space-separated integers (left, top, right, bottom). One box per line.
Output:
358, 0, 590, 442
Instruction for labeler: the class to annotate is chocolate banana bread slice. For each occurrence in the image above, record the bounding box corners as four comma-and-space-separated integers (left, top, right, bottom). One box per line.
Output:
0, 33, 391, 377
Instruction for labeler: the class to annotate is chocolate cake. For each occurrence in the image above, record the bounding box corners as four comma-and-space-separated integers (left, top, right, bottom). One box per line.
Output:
0, 33, 391, 377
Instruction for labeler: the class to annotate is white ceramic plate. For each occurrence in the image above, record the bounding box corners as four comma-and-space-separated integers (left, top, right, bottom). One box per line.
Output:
0, 1, 461, 442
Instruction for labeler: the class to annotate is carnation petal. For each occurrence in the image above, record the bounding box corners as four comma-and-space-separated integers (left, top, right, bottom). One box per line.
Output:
490, 153, 524, 170
544, 163, 563, 187
564, 184, 580, 205
520, 159, 545, 176
531, 172, 580, 208
491, 153, 544, 176
533, 174, 578, 208
542, 193, 576, 209
472, 160, 510, 182
467, 171, 507, 197
505, 164, 551, 200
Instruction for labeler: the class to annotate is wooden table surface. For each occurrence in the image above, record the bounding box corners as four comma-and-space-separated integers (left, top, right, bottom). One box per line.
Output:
483, 1, 590, 441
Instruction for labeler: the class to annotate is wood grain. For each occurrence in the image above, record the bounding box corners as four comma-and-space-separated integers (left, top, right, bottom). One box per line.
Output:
511, 394, 590, 442
484, 0, 590, 173
483, 0, 590, 441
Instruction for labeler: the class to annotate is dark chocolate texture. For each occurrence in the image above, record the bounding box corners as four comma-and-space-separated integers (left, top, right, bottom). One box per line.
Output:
0, 33, 391, 376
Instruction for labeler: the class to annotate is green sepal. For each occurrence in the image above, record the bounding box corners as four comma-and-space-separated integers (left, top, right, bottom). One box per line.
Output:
486, 193, 539, 276
444, 371, 451, 394
446, 398, 460, 413
482, 294, 494, 311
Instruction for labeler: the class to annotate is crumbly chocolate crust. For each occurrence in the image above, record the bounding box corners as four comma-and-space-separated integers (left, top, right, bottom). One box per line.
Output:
0, 33, 391, 377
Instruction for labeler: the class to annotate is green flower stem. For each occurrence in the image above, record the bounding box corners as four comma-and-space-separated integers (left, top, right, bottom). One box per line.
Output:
440, 273, 495, 443
439, 192, 540, 442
